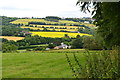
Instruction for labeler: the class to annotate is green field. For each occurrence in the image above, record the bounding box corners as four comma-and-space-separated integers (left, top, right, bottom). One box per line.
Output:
2, 50, 87, 78
0, 53, 1, 79
18, 44, 48, 50
21, 26, 78, 32
30, 32, 91, 38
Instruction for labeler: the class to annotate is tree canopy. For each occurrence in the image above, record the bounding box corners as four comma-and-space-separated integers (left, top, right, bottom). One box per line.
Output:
77, 1, 120, 48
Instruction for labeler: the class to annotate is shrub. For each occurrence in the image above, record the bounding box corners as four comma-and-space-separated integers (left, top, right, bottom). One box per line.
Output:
48, 43, 56, 49
66, 46, 119, 78
2, 43, 18, 53
26, 49, 32, 51
83, 36, 102, 50
71, 38, 83, 49
33, 46, 45, 51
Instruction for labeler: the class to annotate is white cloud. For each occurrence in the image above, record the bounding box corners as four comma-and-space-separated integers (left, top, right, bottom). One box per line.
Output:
0, 0, 91, 18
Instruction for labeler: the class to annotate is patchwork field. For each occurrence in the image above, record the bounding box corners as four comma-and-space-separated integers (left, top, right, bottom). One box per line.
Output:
10, 19, 95, 27
2, 50, 87, 78
11, 19, 81, 25
30, 32, 91, 38
11, 18, 96, 32
0, 36, 24, 41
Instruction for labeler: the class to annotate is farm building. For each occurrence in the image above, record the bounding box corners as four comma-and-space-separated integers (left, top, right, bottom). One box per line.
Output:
45, 48, 50, 50
54, 43, 71, 49
84, 21, 90, 24
18, 31, 31, 36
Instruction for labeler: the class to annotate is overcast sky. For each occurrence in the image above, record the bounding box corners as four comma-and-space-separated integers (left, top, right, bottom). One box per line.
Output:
0, 0, 92, 18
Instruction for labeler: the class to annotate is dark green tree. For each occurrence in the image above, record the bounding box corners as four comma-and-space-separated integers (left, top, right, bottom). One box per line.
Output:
83, 36, 102, 50
76, 34, 80, 38
76, 1, 120, 48
43, 27, 48, 31
48, 43, 56, 49
71, 37, 83, 49
2, 43, 18, 53
64, 34, 69, 38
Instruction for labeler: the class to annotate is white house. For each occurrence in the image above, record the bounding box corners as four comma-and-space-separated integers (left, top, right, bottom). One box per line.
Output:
54, 43, 71, 49
84, 21, 90, 24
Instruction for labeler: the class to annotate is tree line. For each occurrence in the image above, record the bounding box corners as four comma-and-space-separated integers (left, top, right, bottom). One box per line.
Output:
2, 34, 103, 53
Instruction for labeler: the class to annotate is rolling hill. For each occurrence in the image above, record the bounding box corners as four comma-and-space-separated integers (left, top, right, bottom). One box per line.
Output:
10, 18, 96, 32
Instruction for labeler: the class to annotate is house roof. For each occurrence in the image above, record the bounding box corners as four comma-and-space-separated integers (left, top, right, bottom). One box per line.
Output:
55, 44, 67, 48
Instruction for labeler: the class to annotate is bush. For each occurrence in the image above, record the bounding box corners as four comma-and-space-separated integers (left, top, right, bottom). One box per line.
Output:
66, 46, 119, 78
2, 43, 18, 53
26, 49, 32, 51
33, 47, 45, 51
71, 38, 83, 49
83, 36, 102, 50
48, 43, 56, 49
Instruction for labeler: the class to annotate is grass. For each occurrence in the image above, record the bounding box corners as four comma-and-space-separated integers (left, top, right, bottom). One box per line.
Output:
2, 50, 87, 78
21, 26, 78, 31
30, 44, 48, 47
30, 32, 91, 38
0, 36, 24, 41
18, 44, 48, 50
36, 25, 79, 28
0, 53, 2, 79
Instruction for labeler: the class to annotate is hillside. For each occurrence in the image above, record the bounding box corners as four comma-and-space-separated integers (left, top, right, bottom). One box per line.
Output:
10, 17, 96, 34
10, 18, 95, 27
2, 16, 96, 38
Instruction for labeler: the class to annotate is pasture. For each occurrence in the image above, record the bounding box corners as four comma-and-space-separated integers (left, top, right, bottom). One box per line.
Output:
2, 50, 87, 78
21, 26, 78, 31
0, 36, 24, 41
30, 32, 91, 38
0, 53, 1, 79
36, 25, 79, 29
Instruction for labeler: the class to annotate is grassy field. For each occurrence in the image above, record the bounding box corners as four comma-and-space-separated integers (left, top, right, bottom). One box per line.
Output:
18, 44, 48, 50
21, 26, 78, 31
30, 32, 91, 38
2, 50, 87, 78
0, 36, 24, 41
0, 53, 1, 79
35, 25, 79, 28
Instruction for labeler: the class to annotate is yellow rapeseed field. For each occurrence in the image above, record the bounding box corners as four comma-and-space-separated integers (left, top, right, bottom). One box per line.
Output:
30, 32, 91, 38
10, 19, 45, 25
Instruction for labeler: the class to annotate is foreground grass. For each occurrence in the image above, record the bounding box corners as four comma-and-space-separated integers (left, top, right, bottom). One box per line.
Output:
2, 51, 87, 78
0, 53, 2, 79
